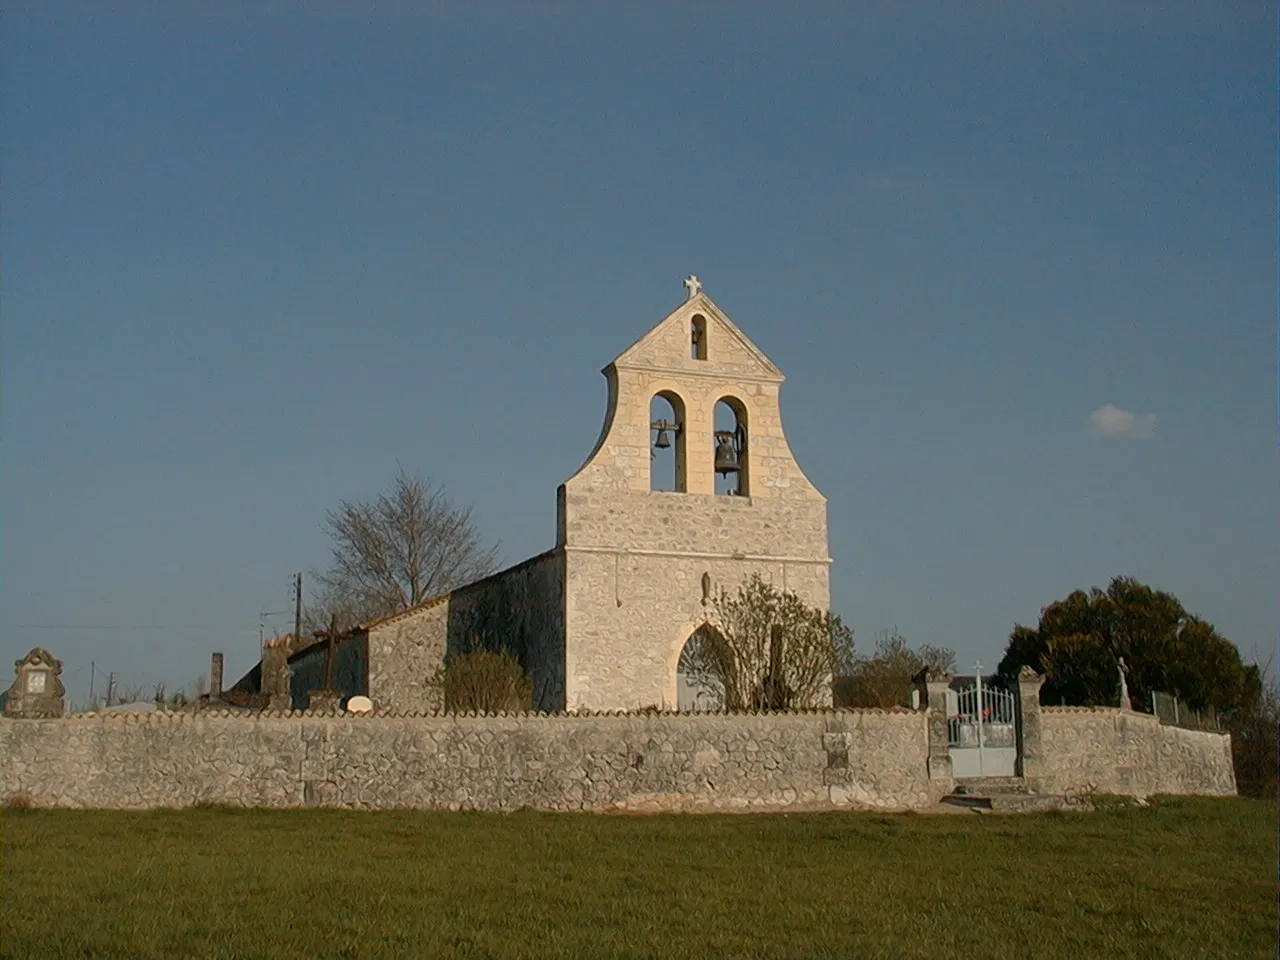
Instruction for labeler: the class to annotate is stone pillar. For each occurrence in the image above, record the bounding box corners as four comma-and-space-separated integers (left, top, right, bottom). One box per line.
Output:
3, 649, 67, 719
1016, 666, 1046, 785
923, 669, 954, 793
261, 641, 293, 711
210, 652, 224, 699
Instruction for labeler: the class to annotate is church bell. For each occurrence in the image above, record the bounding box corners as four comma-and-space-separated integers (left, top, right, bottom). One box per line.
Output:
714, 430, 740, 476
651, 417, 679, 450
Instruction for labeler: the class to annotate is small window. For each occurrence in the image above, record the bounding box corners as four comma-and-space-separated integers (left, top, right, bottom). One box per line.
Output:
691, 315, 707, 360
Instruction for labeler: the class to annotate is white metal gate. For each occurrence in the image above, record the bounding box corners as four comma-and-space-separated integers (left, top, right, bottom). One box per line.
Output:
947, 669, 1017, 778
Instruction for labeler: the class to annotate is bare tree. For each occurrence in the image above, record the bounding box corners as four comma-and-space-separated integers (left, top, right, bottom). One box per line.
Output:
313, 467, 501, 631
682, 574, 851, 711
836, 630, 956, 708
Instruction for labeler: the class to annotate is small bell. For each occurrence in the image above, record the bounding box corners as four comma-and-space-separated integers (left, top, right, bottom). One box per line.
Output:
654, 428, 672, 450
714, 431, 740, 475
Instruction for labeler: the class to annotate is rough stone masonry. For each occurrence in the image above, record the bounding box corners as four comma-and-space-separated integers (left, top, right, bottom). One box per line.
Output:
234, 278, 834, 716
0, 709, 937, 812
0, 698, 1234, 812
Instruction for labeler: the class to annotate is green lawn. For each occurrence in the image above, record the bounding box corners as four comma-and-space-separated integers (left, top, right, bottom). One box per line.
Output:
2, 798, 1275, 960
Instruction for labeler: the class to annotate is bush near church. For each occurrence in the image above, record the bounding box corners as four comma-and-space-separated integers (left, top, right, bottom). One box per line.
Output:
430, 648, 534, 714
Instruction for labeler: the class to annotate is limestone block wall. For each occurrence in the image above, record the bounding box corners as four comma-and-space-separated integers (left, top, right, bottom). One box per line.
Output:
442, 551, 566, 711
561, 488, 829, 559
561, 487, 830, 711
569, 370, 824, 502
1037, 707, 1236, 797
365, 552, 566, 714
556, 292, 833, 714
365, 601, 449, 715
563, 294, 825, 502
0, 709, 931, 813
564, 550, 829, 712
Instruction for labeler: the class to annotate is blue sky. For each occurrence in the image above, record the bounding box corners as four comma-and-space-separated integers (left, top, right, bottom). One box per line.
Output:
3, 2, 1275, 700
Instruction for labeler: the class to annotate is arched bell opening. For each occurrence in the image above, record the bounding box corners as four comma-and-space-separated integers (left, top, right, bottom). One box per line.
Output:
649, 391, 687, 492
713, 397, 749, 497
677, 624, 728, 712
690, 314, 708, 360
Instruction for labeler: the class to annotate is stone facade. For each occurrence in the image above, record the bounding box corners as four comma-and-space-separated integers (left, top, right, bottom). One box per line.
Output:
261, 283, 832, 715
558, 287, 831, 711
363, 550, 565, 713
1036, 707, 1237, 797
0, 709, 929, 813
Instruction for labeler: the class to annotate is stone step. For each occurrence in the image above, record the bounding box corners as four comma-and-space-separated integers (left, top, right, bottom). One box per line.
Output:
940, 792, 1092, 814
989, 794, 1091, 813
953, 776, 1033, 796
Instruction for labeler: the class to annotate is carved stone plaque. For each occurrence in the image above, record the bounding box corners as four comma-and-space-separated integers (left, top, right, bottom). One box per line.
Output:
4, 649, 66, 719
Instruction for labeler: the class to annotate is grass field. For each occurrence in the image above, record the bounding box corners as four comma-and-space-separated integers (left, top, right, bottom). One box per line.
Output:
2, 797, 1275, 960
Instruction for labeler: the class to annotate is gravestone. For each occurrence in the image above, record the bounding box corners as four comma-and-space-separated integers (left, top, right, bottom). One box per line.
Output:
3, 648, 67, 719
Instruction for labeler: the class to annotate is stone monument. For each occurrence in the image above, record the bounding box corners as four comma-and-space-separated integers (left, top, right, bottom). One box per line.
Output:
3, 648, 67, 719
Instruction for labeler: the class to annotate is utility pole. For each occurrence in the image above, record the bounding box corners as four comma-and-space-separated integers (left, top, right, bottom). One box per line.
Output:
89, 660, 96, 704
293, 571, 303, 642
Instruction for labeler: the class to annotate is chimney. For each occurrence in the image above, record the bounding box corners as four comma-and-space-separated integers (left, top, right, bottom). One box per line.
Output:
210, 652, 224, 699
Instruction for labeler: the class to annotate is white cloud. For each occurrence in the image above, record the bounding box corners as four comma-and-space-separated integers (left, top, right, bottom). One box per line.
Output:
1089, 404, 1156, 440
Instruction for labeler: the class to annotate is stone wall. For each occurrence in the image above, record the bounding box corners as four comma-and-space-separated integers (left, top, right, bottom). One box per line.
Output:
443, 551, 565, 712
1037, 707, 1236, 797
564, 548, 829, 712
365, 602, 449, 715
558, 292, 831, 713
0, 709, 932, 812
365, 551, 566, 714
563, 293, 825, 502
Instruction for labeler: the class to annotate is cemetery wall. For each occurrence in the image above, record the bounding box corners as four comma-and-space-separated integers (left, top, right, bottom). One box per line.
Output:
0, 704, 1238, 812
0, 708, 935, 812
1036, 707, 1236, 797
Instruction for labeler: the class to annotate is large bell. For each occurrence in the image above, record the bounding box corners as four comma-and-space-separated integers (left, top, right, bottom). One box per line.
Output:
714, 432, 740, 475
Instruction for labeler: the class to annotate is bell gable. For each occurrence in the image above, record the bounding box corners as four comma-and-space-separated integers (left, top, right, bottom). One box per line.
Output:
611, 289, 785, 384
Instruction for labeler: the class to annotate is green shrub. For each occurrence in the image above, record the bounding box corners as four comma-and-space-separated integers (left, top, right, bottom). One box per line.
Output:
431, 649, 533, 714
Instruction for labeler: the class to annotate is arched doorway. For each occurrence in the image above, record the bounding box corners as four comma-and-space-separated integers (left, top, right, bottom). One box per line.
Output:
676, 624, 727, 712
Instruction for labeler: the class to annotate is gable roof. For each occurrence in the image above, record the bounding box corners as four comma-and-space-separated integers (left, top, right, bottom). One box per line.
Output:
610, 291, 784, 382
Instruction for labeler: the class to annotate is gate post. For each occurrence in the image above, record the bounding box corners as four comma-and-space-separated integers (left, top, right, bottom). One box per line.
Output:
1016, 666, 1046, 786
920, 668, 954, 796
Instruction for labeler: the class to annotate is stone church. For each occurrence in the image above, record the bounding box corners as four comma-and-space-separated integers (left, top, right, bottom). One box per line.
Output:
248, 279, 831, 713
